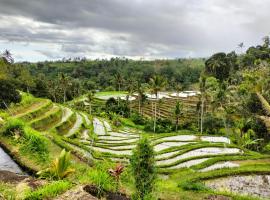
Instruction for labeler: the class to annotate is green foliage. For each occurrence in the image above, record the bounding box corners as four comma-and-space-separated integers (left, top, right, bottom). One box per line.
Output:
0, 79, 21, 109
88, 168, 114, 197
203, 114, 223, 134
24, 180, 72, 200
144, 118, 173, 133
130, 136, 156, 199
130, 112, 146, 125
38, 149, 75, 180
21, 126, 49, 156
1, 118, 48, 159
2, 118, 25, 136
179, 181, 208, 191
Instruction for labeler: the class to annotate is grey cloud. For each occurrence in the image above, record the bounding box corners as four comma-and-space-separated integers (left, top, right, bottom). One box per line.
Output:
0, 0, 269, 60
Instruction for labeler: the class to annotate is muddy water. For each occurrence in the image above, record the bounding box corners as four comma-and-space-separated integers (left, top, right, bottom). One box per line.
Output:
0, 147, 23, 174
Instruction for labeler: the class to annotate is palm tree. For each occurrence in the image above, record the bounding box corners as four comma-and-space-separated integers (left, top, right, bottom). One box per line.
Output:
135, 81, 146, 115
1, 50, 14, 64
126, 79, 136, 116
174, 83, 182, 97
114, 72, 124, 91
199, 76, 206, 134
174, 101, 183, 131
59, 73, 69, 103
148, 75, 167, 133
237, 42, 244, 54
85, 91, 95, 115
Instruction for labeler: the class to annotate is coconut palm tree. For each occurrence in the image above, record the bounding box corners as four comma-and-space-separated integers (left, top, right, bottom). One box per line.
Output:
148, 75, 167, 133
1, 50, 14, 64
199, 76, 206, 134
85, 91, 95, 115
59, 73, 69, 103
114, 72, 124, 91
135, 81, 146, 115
174, 101, 183, 131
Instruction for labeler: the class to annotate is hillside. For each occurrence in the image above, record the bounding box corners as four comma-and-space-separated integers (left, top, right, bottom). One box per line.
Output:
1, 93, 270, 199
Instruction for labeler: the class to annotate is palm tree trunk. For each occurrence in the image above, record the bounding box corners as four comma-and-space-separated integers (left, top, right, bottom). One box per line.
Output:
200, 99, 204, 134
176, 117, 178, 131
89, 103, 92, 115
138, 98, 141, 114
63, 89, 66, 103
154, 101, 157, 133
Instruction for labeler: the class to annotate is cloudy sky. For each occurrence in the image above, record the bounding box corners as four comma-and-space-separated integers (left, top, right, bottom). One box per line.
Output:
0, 0, 269, 62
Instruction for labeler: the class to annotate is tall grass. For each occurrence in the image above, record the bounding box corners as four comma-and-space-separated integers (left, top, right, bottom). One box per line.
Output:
1, 118, 49, 161
24, 180, 72, 200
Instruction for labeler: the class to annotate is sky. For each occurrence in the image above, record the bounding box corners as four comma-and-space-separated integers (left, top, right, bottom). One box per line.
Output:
0, 0, 269, 62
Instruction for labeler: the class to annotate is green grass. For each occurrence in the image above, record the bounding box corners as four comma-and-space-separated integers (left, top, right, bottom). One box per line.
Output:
24, 180, 72, 200
0, 182, 16, 200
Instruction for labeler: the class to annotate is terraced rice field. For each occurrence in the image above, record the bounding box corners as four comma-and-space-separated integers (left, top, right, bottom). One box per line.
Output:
11, 98, 262, 173
6, 95, 270, 199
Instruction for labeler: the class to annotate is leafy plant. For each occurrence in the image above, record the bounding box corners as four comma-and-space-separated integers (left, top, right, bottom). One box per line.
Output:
108, 163, 125, 192
37, 149, 75, 180
88, 168, 114, 197
130, 136, 156, 199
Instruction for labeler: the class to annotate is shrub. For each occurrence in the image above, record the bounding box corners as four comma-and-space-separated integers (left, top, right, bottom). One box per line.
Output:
130, 113, 146, 125
203, 114, 223, 134
88, 168, 114, 197
37, 149, 75, 180
179, 181, 208, 191
144, 118, 172, 133
0, 79, 21, 109
24, 180, 72, 200
130, 137, 156, 199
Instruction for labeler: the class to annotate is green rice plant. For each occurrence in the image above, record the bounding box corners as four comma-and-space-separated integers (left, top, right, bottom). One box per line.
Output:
24, 180, 72, 200
37, 149, 75, 180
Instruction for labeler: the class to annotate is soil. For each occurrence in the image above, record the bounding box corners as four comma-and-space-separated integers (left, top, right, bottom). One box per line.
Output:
205, 195, 231, 200
83, 184, 131, 200
0, 170, 27, 183
106, 191, 130, 200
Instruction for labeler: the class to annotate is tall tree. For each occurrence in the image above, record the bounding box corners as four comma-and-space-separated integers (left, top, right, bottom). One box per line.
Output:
114, 72, 124, 91
174, 101, 183, 131
199, 76, 206, 134
59, 73, 69, 103
205, 53, 231, 81
148, 75, 167, 133
85, 91, 95, 115
1, 50, 14, 64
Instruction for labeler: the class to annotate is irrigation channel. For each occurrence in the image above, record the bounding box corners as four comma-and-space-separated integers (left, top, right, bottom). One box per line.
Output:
0, 146, 24, 174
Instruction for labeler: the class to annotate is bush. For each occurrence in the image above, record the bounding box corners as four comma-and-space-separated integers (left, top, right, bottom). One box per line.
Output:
179, 181, 208, 191
88, 168, 114, 197
130, 113, 146, 125
130, 137, 156, 199
144, 118, 173, 133
203, 114, 223, 134
0, 79, 21, 109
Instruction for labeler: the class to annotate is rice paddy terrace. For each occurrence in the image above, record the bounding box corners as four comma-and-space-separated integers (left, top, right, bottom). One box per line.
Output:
3, 94, 270, 199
